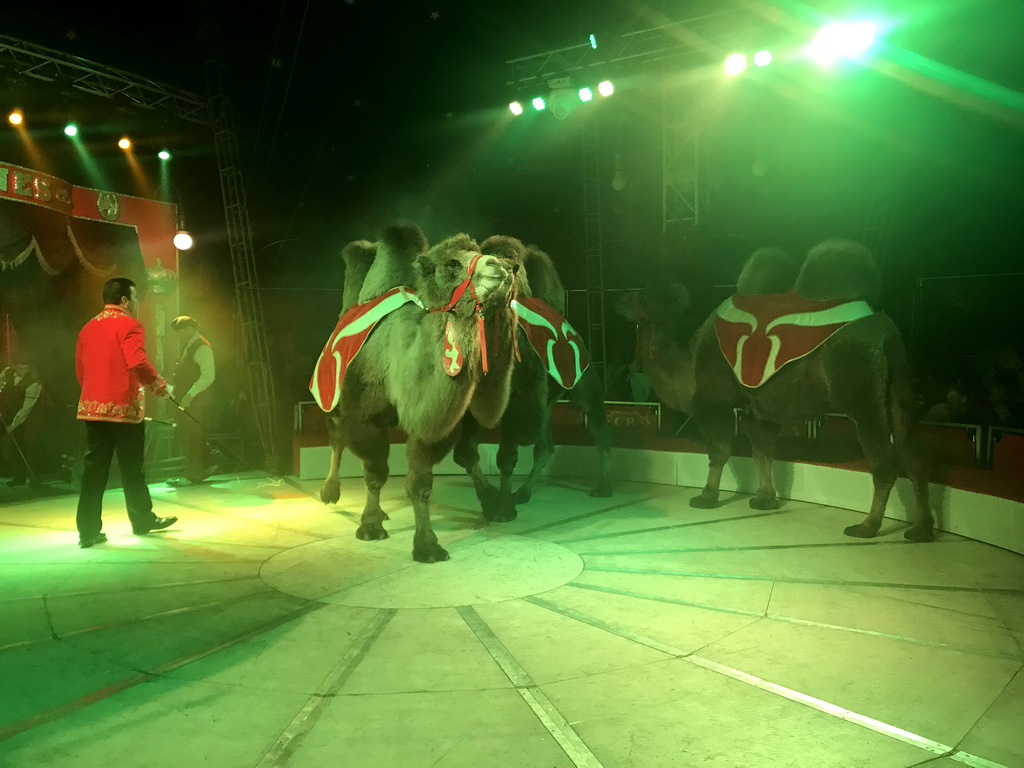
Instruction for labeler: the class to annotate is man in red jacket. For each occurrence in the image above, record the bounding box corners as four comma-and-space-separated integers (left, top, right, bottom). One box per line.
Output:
75, 277, 178, 548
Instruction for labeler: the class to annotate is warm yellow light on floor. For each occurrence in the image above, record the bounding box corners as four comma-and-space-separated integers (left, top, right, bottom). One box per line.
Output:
118, 137, 132, 150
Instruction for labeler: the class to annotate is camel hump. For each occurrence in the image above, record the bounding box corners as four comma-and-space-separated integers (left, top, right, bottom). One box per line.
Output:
479, 235, 527, 263
796, 239, 881, 304
341, 240, 377, 311
522, 246, 566, 311
736, 247, 800, 295
358, 222, 430, 303
380, 222, 429, 259
342, 240, 376, 267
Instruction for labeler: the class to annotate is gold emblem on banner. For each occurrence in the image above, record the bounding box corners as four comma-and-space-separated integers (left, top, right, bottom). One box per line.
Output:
97, 191, 120, 221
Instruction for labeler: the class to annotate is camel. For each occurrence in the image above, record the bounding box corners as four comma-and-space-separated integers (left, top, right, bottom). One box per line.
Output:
453, 236, 612, 522
313, 223, 520, 562
616, 240, 934, 542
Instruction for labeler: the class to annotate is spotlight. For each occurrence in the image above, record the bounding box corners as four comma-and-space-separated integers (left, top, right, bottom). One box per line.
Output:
754, 50, 773, 67
118, 137, 132, 150
8, 111, 23, 126
531, 96, 546, 111
64, 123, 78, 137
589, 34, 597, 49
578, 87, 593, 102
509, 101, 523, 116
807, 21, 877, 64
158, 150, 171, 160
724, 53, 747, 76
597, 80, 614, 97
173, 230, 194, 250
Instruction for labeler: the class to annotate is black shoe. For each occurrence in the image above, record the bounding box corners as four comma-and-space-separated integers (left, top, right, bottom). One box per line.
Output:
133, 516, 178, 535
79, 533, 108, 548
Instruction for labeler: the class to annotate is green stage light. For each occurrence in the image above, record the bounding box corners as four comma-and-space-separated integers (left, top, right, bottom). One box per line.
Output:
754, 50, 773, 67
64, 123, 78, 137
579, 87, 593, 102
589, 34, 597, 49
532, 96, 546, 111
724, 53, 747, 76
808, 21, 877, 64
158, 150, 171, 160
597, 80, 613, 97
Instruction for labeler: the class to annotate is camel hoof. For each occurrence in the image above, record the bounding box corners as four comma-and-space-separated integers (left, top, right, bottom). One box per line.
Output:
689, 494, 719, 509
486, 499, 518, 523
843, 523, 879, 539
904, 526, 935, 542
511, 487, 532, 505
588, 483, 612, 498
749, 496, 780, 510
356, 523, 389, 541
413, 544, 450, 563
319, 480, 341, 505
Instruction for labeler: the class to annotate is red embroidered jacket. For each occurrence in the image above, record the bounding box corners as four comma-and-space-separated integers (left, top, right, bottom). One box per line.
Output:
76, 305, 167, 423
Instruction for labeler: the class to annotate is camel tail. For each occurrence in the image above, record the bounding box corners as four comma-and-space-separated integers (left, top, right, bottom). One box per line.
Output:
796, 239, 882, 305
341, 240, 377, 311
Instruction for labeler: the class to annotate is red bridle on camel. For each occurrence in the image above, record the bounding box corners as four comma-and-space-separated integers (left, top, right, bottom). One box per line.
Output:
426, 253, 520, 373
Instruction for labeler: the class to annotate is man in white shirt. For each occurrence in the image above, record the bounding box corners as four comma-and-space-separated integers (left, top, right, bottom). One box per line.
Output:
167, 316, 216, 486
0, 362, 43, 486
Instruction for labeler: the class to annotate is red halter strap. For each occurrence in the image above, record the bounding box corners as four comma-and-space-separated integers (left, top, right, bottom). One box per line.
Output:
427, 253, 490, 373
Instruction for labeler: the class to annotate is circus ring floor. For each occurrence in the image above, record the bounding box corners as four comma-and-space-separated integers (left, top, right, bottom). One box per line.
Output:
1, 466, 1022, 768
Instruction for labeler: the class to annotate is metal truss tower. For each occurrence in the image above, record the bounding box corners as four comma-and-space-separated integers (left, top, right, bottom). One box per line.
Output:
662, 94, 701, 232
0, 34, 279, 469
505, 12, 728, 342
581, 117, 608, 386
201, 53, 279, 473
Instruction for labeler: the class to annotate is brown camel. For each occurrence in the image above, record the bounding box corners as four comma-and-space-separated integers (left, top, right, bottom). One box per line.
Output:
453, 236, 612, 522
616, 240, 934, 542
314, 223, 519, 562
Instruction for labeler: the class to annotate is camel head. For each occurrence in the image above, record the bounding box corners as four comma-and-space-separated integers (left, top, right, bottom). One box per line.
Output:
414, 234, 518, 316
480, 235, 533, 299
615, 283, 695, 366
615, 283, 691, 327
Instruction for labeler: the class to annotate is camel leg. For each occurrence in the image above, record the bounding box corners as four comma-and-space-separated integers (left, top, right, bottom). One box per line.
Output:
742, 417, 781, 510
488, 440, 519, 522
319, 409, 345, 504
843, 420, 899, 539
407, 437, 456, 563
572, 373, 613, 498
898, 441, 935, 542
348, 422, 391, 541
690, 403, 735, 508
512, 431, 547, 504
512, 397, 551, 505
890, 390, 935, 542
452, 415, 502, 521
319, 444, 343, 504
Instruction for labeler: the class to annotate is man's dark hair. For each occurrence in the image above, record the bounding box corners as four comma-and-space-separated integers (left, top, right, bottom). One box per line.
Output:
102, 277, 136, 305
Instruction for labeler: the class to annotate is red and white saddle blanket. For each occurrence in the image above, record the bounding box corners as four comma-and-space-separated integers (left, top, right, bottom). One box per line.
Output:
713, 292, 873, 388
309, 287, 424, 412
309, 292, 590, 412
511, 297, 590, 390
